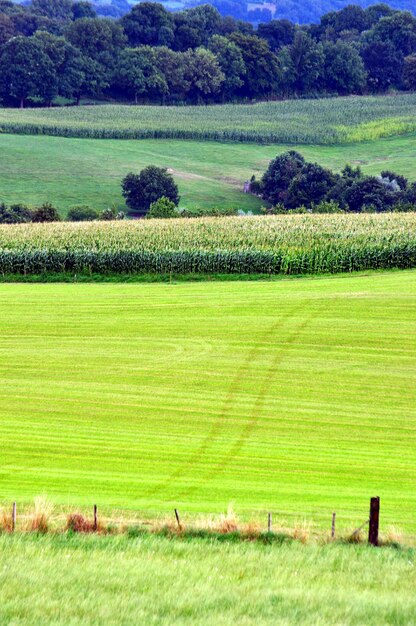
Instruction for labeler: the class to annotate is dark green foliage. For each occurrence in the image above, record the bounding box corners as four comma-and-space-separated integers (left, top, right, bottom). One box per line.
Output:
323, 41, 367, 94
31, 202, 61, 222
121, 2, 173, 47
0, 203, 32, 224
344, 177, 400, 212
286, 162, 337, 209
122, 166, 179, 215
72, 2, 97, 20
260, 151, 412, 212
261, 151, 305, 206
0, 36, 56, 107
229, 32, 280, 98
67, 206, 99, 221
31, 0, 73, 21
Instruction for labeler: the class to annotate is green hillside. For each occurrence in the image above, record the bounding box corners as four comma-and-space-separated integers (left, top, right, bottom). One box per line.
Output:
0, 134, 415, 214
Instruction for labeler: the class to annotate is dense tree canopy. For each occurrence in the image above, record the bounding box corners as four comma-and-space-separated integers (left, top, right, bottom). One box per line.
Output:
0, 1, 414, 106
258, 151, 411, 213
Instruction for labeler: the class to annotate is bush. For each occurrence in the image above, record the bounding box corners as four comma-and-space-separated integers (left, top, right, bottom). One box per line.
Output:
122, 166, 180, 216
147, 196, 177, 219
99, 208, 125, 221
0, 203, 32, 224
32, 202, 61, 222
67, 206, 99, 221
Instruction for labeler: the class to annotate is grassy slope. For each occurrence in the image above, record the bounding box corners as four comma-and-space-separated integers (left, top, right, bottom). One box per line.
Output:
0, 133, 415, 214
1, 535, 416, 625
1, 271, 415, 533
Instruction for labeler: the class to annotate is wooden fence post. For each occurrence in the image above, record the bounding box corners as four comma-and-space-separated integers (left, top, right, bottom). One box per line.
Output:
267, 512, 272, 533
174, 509, 181, 530
12, 502, 16, 532
93, 505, 98, 532
368, 497, 380, 546
331, 512, 336, 539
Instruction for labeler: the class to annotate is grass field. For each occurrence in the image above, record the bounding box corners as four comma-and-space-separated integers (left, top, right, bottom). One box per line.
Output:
1, 534, 415, 625
0, 133, 415, 213
1, 94, 416, 143
1, 271, 415, 534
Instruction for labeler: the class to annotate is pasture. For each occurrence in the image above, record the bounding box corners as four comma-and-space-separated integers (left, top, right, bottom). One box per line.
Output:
0, 133, 415, 213
1, 534, 416, 625
1, 271, 415, 534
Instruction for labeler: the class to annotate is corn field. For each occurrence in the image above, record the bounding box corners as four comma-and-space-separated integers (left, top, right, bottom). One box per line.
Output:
0, 213, 415, 275
0, 95, 415, 144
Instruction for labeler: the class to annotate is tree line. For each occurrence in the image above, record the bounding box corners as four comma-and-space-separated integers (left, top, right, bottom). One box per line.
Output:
1, 0, 416, 106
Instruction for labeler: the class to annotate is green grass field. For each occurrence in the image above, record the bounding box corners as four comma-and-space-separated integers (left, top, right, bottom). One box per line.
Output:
1, 271, 415, 534
0, 133, 415, 213
1, 534, 415, 625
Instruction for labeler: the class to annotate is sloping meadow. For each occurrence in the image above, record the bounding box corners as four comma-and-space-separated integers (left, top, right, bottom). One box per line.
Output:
0, 213, 415, 276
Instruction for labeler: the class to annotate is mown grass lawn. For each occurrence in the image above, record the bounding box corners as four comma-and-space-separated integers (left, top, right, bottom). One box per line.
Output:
0, 133, 414, 214
0, 534, 415, 625
0, 271, 415, 534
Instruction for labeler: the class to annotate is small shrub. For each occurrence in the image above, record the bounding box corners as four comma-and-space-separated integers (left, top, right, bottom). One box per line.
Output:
67, 206, 99, 222
32, 202, 61, 223
147, 196, 177, 219
66, 513, 96, 533
0, 203, 32, 224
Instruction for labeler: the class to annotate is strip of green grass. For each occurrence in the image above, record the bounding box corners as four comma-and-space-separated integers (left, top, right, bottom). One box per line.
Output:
0, 271, 415, 533
0, 134, 414, 214
0, 534, 415, 625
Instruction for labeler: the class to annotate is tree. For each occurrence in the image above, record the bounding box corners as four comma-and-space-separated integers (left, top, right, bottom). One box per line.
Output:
0, 13, 15, 46
229, 32, 280, 98
65, 17, 126, 63
280, 30, 325, 95
31, 0, 73, 21
122, 167, 180, 215
208, 35, 245, 100
72, 2, 97, 20
344, 177, 399, 212
0, 36, 57, 107
114, 47, 167, 103
121, 2, 173, 47
32, 202, 61, 222
360, 40, 403, 91
184, 47, 225, 102
286, 162, 337, 209
35, 32, 86, 102
153, 47, 190, 102
261, 151, 305, 205
323, 41, 366, 94
257, 19, 295, 51
147, 196, 177, 218
0, 203, 32, 224
403, 53, 416, 89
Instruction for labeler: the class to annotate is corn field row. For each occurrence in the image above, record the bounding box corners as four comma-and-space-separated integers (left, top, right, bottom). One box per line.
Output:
0, 214, 415, 275
0, 94, 415, 144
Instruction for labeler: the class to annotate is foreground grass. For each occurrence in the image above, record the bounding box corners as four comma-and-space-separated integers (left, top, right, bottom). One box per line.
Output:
0, 271, 415, 533
0, 534, 415, 625
0, 94, 415, 144
0, 133, 415, 213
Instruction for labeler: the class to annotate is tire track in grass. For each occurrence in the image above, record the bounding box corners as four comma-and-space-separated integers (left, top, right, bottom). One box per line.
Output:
144, 302, 308, 500
179, 311, 314, 499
